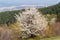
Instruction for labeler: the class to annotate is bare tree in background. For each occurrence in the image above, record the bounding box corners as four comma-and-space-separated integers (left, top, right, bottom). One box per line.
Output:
15, 8, 48, 38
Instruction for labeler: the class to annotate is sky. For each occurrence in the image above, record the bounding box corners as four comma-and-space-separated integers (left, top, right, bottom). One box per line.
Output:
0, 0, 60, 7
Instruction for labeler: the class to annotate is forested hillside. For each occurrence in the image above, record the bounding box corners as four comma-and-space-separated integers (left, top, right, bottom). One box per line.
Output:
39, 3, 60, 14
0, 9, 25, 24
0, 3, 60, 24
39, 3, 60, 21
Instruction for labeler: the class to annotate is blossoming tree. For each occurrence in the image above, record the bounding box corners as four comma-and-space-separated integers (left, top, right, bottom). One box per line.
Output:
15, 8, 48, 38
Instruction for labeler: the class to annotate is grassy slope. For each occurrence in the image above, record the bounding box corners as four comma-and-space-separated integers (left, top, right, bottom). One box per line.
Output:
40, 36, 60, 40
29, 36, 60, 40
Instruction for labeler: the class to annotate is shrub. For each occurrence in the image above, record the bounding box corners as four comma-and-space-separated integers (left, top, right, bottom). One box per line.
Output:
15, 8, 48, 38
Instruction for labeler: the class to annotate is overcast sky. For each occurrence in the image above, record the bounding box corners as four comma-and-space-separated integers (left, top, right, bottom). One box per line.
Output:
0, 0, 60, 7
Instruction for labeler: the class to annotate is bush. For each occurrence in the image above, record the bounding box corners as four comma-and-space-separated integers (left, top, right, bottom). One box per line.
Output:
15, 8, 48, 38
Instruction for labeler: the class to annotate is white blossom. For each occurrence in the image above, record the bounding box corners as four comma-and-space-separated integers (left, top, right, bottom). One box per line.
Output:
15, 8, 48, 38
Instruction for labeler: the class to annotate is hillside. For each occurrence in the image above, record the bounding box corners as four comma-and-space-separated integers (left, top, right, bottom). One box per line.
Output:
0, 9, 26, 24
0, 3, 60, 24
39, 3, 60, 21
39, 3, 60, 14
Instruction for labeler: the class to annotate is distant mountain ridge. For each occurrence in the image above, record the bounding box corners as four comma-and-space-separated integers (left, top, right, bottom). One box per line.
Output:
0, 5, 47, 12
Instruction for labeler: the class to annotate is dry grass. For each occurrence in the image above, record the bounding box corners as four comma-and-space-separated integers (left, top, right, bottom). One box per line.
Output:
0, 25, 12, 40
0, 23, 21, 40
